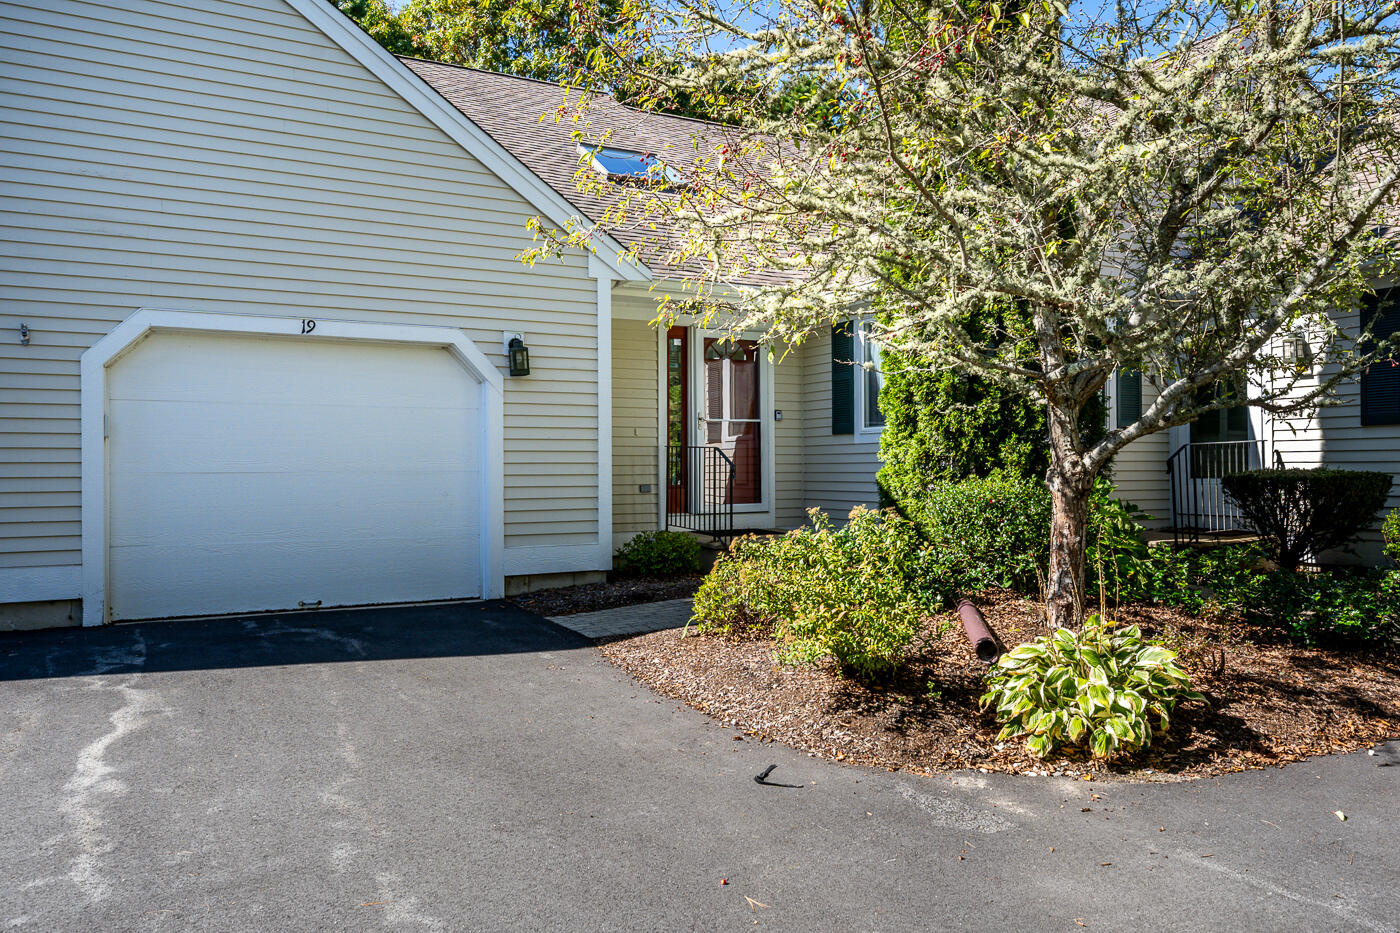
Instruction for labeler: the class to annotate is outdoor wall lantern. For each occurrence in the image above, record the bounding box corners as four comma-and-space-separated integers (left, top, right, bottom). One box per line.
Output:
507, 336, 531, 376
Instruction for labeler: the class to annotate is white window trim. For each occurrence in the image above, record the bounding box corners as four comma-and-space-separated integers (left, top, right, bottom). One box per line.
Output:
854, 317, 886, 437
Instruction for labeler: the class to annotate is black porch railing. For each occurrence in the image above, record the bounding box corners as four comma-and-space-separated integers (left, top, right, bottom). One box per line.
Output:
665, 444, 736, 539
1167, 440, 1280, 545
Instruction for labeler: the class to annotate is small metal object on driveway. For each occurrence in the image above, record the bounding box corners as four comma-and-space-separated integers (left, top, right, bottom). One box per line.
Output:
754, 764, 803, 788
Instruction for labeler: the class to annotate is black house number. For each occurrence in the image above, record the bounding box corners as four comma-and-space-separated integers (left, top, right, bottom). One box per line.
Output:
300, 319, 317, 334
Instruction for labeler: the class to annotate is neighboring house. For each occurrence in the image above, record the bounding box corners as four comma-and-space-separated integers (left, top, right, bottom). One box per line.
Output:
1106, 286, 1400, 563
2, 1, 1392, 632
0, 0, 882, 630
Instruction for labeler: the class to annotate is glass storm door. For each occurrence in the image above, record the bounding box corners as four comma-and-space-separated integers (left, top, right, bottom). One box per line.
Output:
700, 337, 762, 505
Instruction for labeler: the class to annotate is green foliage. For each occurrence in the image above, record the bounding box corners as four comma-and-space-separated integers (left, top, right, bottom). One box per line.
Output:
339, 0, 624, 83
1091, 541, 1267, 616
903, 473, 1147, 600
877, 346, 1051, 487
980, 615, 1202, 760
613, 530, 701, 577
1241, 568, 1400, 647
1384, 509, 1400, 566
1222, 468, 1393, 571
692, 508, 947, 682
907, 471, 1054, 594
336, 0, 419, 55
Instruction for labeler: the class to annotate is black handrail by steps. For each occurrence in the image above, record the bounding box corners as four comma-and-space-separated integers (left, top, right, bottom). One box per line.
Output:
664, 444, 737, 540
1166, 440, 1282, 545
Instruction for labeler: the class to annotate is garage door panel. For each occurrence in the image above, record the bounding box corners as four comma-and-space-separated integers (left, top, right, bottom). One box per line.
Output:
109, 401, 479, 474
108, 469, 481, 546
111, 334, 479, 409
110, 538, 479, 621
106, 331, 486, 621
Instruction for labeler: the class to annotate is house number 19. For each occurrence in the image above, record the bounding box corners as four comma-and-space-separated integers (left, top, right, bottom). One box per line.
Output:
300, 319, 317, 334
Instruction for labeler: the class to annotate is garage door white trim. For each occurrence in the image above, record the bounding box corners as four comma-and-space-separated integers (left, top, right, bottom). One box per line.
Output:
80, 309, 505, 627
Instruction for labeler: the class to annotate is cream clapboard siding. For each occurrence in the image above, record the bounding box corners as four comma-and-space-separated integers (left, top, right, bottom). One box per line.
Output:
1273, 304, 1398, 562
612, 316, 659, 539
772, 344, 806, 528
799, 330, 882, 518
0, 0, 602, 577
1108, 376, 1171, 524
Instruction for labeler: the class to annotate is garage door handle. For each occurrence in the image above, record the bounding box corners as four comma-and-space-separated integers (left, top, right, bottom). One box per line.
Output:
298, 599, 322, 609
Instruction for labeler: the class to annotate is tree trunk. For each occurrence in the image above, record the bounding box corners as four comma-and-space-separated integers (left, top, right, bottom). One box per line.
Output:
1046, 462, 1093, 629
1045, 443, 1095, 630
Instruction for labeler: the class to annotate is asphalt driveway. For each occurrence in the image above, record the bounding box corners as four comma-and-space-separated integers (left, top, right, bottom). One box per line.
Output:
1, 601, 1396, 932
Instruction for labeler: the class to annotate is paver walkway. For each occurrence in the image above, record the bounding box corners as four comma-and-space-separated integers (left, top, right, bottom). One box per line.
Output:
549, 597, 694, 639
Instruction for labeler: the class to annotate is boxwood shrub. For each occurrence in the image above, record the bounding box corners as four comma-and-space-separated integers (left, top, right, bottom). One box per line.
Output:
614, 530, 702, 577
1221, 468, 1392, 570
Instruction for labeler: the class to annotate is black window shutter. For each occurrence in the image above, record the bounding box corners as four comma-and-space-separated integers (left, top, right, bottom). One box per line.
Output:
831, 322, 854, 435
1361, 289, 1400, 426
1115, 368, 1142, 428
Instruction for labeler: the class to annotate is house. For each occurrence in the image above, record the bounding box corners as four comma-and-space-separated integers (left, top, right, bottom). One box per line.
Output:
1106, 286, 1400, 563
0, 0, 882, 630
3, 1, 1393, 632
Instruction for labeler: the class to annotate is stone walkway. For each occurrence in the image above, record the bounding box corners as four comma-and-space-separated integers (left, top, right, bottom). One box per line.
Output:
548, 597, 694, 640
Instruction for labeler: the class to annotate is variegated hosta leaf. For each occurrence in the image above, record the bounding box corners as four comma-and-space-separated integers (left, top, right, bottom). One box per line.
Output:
982, 616, 1203, 760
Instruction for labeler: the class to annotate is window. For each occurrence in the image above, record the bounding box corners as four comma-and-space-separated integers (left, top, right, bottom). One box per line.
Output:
856, 318, 886, 431
584, 145, 685, 186
1361, 287, 1400, 426
1114, 368, 1141, 429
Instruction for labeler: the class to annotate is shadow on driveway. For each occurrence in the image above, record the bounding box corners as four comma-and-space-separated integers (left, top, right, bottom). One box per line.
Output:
0, 600, 584, 682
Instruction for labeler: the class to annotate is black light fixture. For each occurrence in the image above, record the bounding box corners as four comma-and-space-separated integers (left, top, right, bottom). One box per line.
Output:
507, 336, 531, 376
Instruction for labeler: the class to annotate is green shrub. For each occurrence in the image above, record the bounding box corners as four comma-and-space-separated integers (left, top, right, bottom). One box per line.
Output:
1221, 468, 1392, 570
980, 615, 1203, 759
692, 507, 947, 681
614, 530, 702, 577
876, 307, 1106, 494
1106, 543, 1267, 615
1240, 568, 1400, 647
906, 471, 1054, 594
1384, 509, 1400, 566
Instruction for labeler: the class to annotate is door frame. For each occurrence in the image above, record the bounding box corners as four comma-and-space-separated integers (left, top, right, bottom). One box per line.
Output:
80, 308, 505, 626
688, 326, 776, 521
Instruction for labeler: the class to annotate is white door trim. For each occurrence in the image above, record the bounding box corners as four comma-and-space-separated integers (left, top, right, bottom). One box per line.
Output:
80, 308, 506, 626
689, 327, 777, 526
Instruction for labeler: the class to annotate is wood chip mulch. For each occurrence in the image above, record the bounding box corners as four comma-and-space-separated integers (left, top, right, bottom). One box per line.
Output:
600, 591, 1400, 781
511, 575, 703, 617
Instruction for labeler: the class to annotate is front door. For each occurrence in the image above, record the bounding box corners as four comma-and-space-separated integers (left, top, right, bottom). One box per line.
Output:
700, 336, 762, 505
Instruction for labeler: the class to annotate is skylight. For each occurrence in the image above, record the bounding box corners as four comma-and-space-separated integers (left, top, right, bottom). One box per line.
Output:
586, 145, 685, 186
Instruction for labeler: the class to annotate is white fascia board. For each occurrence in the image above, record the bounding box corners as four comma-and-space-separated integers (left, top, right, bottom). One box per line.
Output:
290, 0, 650, 284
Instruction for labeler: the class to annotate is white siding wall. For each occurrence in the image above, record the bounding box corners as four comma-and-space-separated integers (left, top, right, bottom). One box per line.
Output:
1108, 376, 1172, 524
1279, 305, 1398, 563
799, 330, 882, 518
773, 343, 807, 527
0, 0, 604, 590
612, 316, 659, 540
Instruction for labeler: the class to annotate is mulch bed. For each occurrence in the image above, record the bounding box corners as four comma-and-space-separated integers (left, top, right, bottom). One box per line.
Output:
600, 591, 1400, 781
511, 575, 703, 617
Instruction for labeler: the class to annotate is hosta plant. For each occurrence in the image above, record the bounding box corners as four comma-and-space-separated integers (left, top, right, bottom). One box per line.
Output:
980, 616, 1203, 760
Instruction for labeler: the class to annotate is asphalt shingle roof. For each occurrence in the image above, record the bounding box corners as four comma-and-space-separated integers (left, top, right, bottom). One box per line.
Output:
400, 56, 755, 283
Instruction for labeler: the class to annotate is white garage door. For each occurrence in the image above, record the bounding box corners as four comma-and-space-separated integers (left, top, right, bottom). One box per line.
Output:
106, 331, 485, 621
